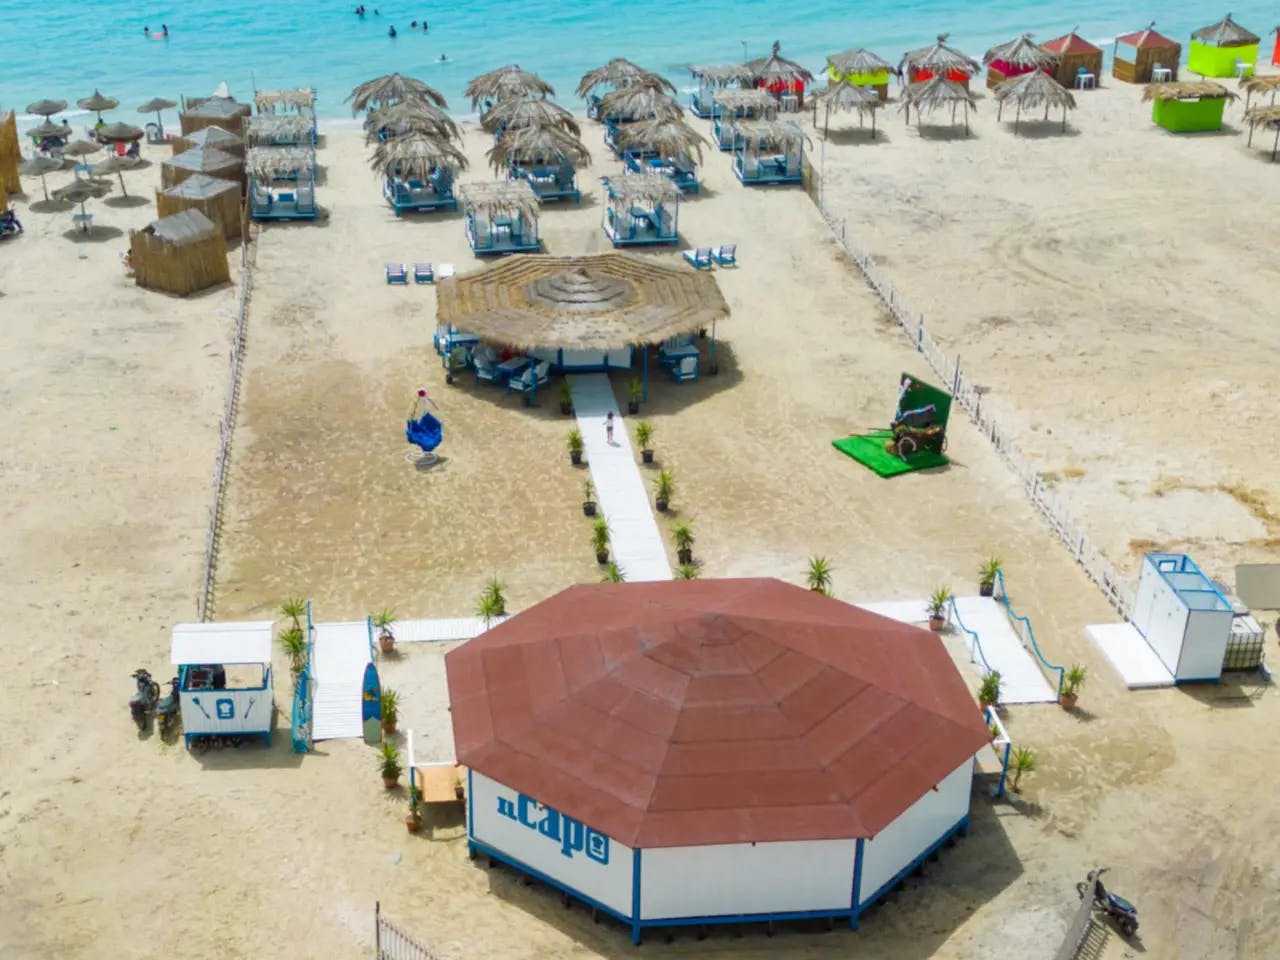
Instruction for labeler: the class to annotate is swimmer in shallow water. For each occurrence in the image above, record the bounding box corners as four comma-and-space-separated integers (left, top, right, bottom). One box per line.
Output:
161, 23, 169, 36
439, 53, 447, 61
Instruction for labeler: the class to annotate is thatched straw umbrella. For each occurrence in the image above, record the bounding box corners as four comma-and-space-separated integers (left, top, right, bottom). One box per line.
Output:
52, 178, 112, 227
748, 41, 816, 107
577, 59, 675, 99
900, 34, 982, 86
365, 99, 460, 143
26, 99, 67, 118
811, 79, 883, 138
63, 139, 104, 159
599, 85, 682, 122
90, 154, 141, 195
96, 122, 144, 143
899, 75, 977, 132
348, 73, 447, 112
27, 118, 70, 141
993, 70, 1076, 133
138, 96, 178, 137
1243, 104, 1280, 159
371, 130, 469, 181
616, 116, 707, 163
78, 89, 119, 121
19, 155, 62, 200
983, 34, 1060, 89
464, 66, 555, 109
479, 95, 581, 136
1240, 73, 1280, 109
487, 125, 591, 175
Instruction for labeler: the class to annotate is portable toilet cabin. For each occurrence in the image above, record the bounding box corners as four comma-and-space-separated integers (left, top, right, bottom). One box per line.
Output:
170, 621, 275, 748
1130, 553, 1233, 682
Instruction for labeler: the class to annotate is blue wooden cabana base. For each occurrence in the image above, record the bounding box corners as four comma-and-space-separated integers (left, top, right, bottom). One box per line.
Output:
604, 208, 678, 246
250, 194, 317, 221
513, 166, 581, 203
466, 214, 540, 255
734, 153, 803, 185
623, 153, 700, 195
384, 178, 458, 216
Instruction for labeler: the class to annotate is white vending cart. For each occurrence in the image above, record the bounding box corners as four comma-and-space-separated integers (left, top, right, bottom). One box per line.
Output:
170, 621, 275, 751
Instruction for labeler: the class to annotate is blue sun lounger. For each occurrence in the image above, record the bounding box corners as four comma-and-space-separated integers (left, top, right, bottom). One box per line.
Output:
414, 262, 434, 283
682, 247, 713, 269
711, 244, 736, 266
386, 262, 408, 284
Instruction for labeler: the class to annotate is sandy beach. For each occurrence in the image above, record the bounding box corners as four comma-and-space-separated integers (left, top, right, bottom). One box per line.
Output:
3, 79, 1280, 960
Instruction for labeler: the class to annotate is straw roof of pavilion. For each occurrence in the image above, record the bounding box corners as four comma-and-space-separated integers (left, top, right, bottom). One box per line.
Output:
900, 34, 981, 75
479, 95, 580, 136
246, 115, 314, 144
179, 125, 244, 151
348, 73, 447, 111
899, 75, 978, 113
826, 48, 894, 74
255, 88, 315, 111
598, 86, 682, 121
713, 88, 777, 111
365, 99, 460, 142
488, 125, 592, 173
371, 131, 469, 178
984, 34, 1060, 68
604, 174, 680, 205
465, 66, 555, 108
435, 253, 729, 352
1141, 81, 1238, 102
811, 79, 883, 113
1243, 104, 1280, 128
1240, 74, 1280, 95
748, 41, 815, 84
185, 97, 252, 121
733, 119, 812, 149
993, 70, 1076, 110
688, 63, 757, 85
1191, 14, 1259, 47
456, 180, 540, 220
577, 59, 675, 98
617, 117, 707, 163
245, 146, 315, 179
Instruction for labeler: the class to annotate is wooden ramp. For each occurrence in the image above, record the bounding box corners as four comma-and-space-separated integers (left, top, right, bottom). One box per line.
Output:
311, 620, 371, 741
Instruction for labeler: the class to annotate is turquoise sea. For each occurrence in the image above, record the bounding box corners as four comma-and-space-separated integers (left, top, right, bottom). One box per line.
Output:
1, 0, 1275, 120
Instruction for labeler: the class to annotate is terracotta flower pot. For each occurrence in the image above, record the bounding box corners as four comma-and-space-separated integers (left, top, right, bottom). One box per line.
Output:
382, 776, 399, 789
928, 615, 946, 632
406, 815, 422, 833
382, 720, 397, 737
379, 631, 395, 654
1060, 693, 1078, 710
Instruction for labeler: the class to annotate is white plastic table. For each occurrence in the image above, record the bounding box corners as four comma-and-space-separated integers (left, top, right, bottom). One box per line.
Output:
1151, 67, 1173, 82
1075, 72, 1096, 90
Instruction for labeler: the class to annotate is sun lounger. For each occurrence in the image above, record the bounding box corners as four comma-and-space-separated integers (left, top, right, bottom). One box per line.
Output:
507, 360, 551, 398
414, 262, 434, 284
682, 247, 713, 269
386, 263, 408, 284
670, 355, 699, 383
711, 244, 737, 267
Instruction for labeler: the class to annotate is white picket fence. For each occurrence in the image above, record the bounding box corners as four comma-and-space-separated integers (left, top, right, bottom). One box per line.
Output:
814, 201, 1133, 619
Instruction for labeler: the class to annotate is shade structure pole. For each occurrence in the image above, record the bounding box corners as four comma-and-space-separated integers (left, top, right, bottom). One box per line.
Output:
710, 317, 717, 373
871, 108, 876, 140
965, 104, 970, 136
1273, 126, 1279, 162
1062, 106, 1067, 132
1015, 101, 1021, 134
642, 346, 649, 402
1248, 122, 1256, 147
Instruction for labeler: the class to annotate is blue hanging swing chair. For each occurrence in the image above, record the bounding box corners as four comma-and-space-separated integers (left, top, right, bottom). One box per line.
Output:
406, 411, 443, 465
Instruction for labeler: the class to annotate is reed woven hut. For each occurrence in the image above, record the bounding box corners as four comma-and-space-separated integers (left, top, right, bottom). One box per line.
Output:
1188, 15, 1260, 78
1142, 81, 1236, 132
162, 147, 244, 190
993, 70, 1077, 133
748, 41, 815, 108
899, 75, 977, 133
983, 34, 1059, 89
1041, 30, 1103, 88
687, 64, 756, 117
826, 49, 894, 101
157, 173, 242, 240
900, 34, 981, 89
172, 124, 245, 157
130, 209, 230, 296
1113, 25, 1181, 84
179, 96, 252, 136
0, 110, 19, 196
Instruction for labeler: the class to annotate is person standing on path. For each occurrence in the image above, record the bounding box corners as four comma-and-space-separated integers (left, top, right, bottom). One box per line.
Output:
605, 410, 615, 445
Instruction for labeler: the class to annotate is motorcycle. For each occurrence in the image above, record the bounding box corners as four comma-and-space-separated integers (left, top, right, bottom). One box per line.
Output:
155, 677, 181, 738
129, 669, 160, 730
0, 211, 22, 238
1077, 867, 1138, 938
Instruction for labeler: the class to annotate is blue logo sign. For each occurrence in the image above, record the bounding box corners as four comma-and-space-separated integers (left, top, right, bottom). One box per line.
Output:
497, 793, 609, 865
215, 698, 234, 720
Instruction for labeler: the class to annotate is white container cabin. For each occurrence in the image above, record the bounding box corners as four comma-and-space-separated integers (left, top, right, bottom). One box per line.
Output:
1130, 553, 1234, 683
170, 621, 275, 748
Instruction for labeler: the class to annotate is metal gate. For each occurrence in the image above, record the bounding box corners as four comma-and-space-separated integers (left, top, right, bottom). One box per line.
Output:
375, 901, 439, 960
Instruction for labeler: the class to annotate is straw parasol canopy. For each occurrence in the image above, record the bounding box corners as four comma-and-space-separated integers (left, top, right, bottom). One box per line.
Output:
616, 116, 707, 163
1192, 14, 1259, 47
689, 63, 757, 86
63, 139, 104, 158
993, 70, 1076, 132
90, 154, 141, 195
96, 121, 144, 142
479, 95, 581, 136
900, 34, 982, 77
436, 253, 729, 353
27, 118, 71, 140
19, 155, 62, 199
598, 85, 682, 122
365, 99, 460, 143
1240, 73, 1280, 108
26, 99, 67, 117
245, 146, 316, 180
749, 40, 816, 86
577, 59, 675, 99
604, 174, 680, 207
371, 130, 469, 180
811, 79, 883, 137
1243, 104, 1280, 159
984, 34, 1060, 69
456, 180, 541, 223
465, 66, 555, 108
487, 125, 591, 174
53, 177, 112, 227
713, 88, 778, 113
826, 48, 894, 76
138, 96, 178, 134
246, 114, 314, 145
255, 88, 316, 111
1141, 81, 1238, 102
78, 89, 119, 120
899, 75, 978, 132
348, 73, 447, 112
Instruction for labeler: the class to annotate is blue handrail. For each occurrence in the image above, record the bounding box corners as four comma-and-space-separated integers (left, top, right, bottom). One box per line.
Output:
993, 570, 1065, 696
290, 600, 316, 753
366, 615, 376, 662
948, 596, 995, 676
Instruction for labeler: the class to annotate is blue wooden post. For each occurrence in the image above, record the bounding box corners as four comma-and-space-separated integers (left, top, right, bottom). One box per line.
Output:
849, 838, 865, 929
642, 347, 649, 403
631, 849, 643, 944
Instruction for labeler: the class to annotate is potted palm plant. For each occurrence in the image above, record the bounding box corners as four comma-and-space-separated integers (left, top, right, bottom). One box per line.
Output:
927, 586, 952, 631
654, 469, 674, 512
475, 576, 507, 628
635, 420, 655, 464
591, 518, 610, 565
979, 557, 1001, 598
379, 742, 402, 789
1009, 745, 1036, 793
567, 428, 584, 466
806, 556, 833, 596
558, 380, 574, 416
279, 625, 307, 679
281, 596, 305, 632
1060, 664, 1086, 710
675, 563, 698, 580
602, 562, 626, 583
381, 688, 399, 736
627, 377, 642, 414
978, 671, 1002, 710
373, 609, 396, 654
672, 521, 694, 565
582, 478, 597, 517
405, 786, 423, 833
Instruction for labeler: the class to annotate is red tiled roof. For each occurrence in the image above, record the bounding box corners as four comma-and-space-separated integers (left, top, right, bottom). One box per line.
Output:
1116, 28, 1179, 49
446, 578, 989, 849
1043, 31, 1103, 55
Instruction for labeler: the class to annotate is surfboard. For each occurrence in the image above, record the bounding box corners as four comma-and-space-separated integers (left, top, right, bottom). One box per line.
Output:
361, 661, 382, 744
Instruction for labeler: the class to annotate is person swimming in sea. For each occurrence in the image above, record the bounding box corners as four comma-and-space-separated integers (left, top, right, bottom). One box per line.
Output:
161, 23, 169, 36
410, 20, 417, 28
439, 53, 447, 61
388, 25, 396, 37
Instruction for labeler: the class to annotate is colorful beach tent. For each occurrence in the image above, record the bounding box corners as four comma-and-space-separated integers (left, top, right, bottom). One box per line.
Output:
1041, 30, 1103, 88
1113, 25, 1182, 84
1142, 81, 1237, 132
983, 34, 1058, 89
826, 48, 893, 101
1188, 14, 1260, 78
1274, 27, 1280, 68
900, 34, 981, 88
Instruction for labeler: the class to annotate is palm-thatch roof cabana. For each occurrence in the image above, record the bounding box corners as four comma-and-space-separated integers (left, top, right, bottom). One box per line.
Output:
710, 88, 778, 149
748, 41, 816, 108
245, 146, 316, 181
983, 34, 1059, 89
371, 130, 468, 181
617, 117, 706, 163
179, 96, 252, 136
348, 73, 447, 112
993, 70, 1076, 133
1243, 104, 1280, 159
687, 64, 756, 116
129, 209, 230, 296
0, 111, 19, 196
577, 59, 674, 100
162, 146, 245, 189
731, 119, 810, 183
254, 88, 316, 112
598, 86, 682, 123
811, 80, 884, 138
1189, 15, 1260, 77
364, 99, 460, 144
173, 124, 244, 157
245, 146, 318, 220
246, 114, 316, 147
899, 75, 977, 133
480, 95, 580, 136
157, 173, 242, 239
1142, 81, 1237, 132
489, 125, 591, 202
826, 49, 894, 101
1113, 24, 1181, 84
600, 174, 680, 246
1240, 73, 1280, 109
1042, 29, 1103, 88
465, 66, 555, 110
900, 34, 981, 88
457, 180, 542, 255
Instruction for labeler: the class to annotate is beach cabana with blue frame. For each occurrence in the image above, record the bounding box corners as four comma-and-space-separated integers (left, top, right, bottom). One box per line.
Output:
687, 63, 757, 118
375, 130, 467, 215
733, 119, 809, 185
711, 88, 777, 150
253, 87, 318, 144
458, 180, 542, 255
246, 146, 318, 221
489, 124, 591, 204
601, 175, 679, 247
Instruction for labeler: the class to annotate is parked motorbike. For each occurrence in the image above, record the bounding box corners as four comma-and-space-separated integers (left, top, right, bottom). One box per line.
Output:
1077, 867, 1138, 937
155, 677, 181, 738
0, 210, 22, 238
129, 669, 160, 730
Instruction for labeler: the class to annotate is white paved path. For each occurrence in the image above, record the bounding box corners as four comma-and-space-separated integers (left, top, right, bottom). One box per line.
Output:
396, 616, 508, 643
569, 374, 672, 582
1086, 622, 1174, 689
311, 620, 372, 740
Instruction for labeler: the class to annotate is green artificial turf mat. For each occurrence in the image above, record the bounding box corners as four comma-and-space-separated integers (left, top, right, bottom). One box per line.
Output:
831, 430, 949, 477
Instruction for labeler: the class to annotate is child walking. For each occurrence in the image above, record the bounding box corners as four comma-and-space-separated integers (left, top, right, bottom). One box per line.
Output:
605, 410, 615, 445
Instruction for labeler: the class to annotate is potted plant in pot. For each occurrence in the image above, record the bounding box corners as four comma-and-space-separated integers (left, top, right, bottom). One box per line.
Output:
381, 688, 399, 736
379, 741, 402, 789
675, 563, 699, 580
602, 562, 626, 583
627, 377, 642, 415
281, 596, 305, 632
978, 670, 1002, 710
1060, 664, 1086, 710
279, 625, 307, 680
591, 518, 610, 565
558, 380, 574, 416
567, 428, 584, 466
405, 786, 423, 833
582, 479, 597, 517
635, 420, 655, 464
979, 557, 1002, 598
927, 587, 953, 631
475, 576, 507, 628
373, 609, 396, 654
654, 469, 674, 512
672, 521, 694, 565
806, 556, 833, 596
